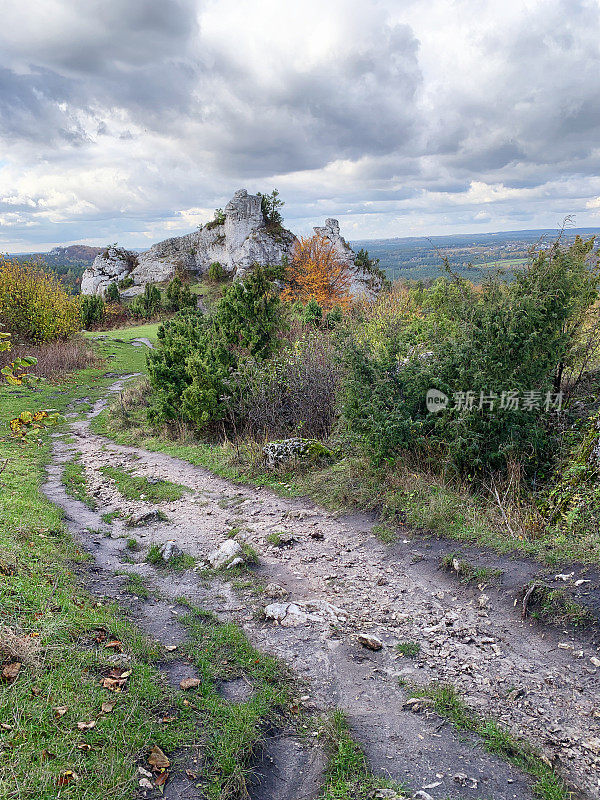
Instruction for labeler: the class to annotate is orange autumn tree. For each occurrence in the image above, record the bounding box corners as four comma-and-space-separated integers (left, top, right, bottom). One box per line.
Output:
283, 234, 352, 310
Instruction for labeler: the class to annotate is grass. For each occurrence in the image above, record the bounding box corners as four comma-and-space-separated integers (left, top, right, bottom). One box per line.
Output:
440, 553, 504, 585
372, 523, 398, 543
83, 322, 161, 345
522, 582, 591, 626
61, 457, 97, 509
396, 641, 420, 658
317, 710, 408, 799
146, 543, 196, 571
125, 537, 140, 551
101, 510, 121, 524
405, 683, 570, 800
179, 608, 292, 799
266, 531, 284, 546
120, 571, 151, 599
99, 465, 189, 502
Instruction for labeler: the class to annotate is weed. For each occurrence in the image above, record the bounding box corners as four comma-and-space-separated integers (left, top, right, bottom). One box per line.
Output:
120, 571, 151, 599
396, 641, 420, 658
267, 531, 283, 546
373, 523, 397, 543
521, 582, 591, 626
146, 543, 195, 571
101, 510, 121, 524
126, 537, 140, 551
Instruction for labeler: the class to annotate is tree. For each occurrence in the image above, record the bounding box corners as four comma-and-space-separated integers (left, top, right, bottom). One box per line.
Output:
258, 189, 284, 227
283, 234, 352, 310
130, 284, 162, 319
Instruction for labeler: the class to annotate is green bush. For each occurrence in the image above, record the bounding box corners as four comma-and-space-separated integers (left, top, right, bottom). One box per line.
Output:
105, 282, 120, 303
164, 276, 196, 312
130, 284, 162, 319
147, 266, 282, 429
303, 297, 323, 326
80, 295, 105, 328
207, 262, 226, 282
343, 238, 600, 478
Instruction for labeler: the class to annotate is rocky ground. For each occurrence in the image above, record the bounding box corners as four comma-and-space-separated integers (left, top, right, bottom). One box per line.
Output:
44, 382, 600, 800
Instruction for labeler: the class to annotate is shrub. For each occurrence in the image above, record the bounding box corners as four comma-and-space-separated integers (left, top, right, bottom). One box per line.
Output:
147, 267, 282, 429
119, 276, 134, 289
105, 282, 120, 302
343, 237, 600, 479
206, 208, 226, 230
164, 276, 196, 312
0, 256, 81, 342
80, 295, 105, 328
207, 261, 226, 282
130, 284, 162, 319
257, 188, 284, 227
283, 234, 352, 310
228, 331, 342, 439
303, 297, 323, 326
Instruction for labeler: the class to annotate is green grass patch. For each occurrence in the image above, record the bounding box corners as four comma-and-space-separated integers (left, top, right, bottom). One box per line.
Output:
61, 457, 97, 509
521, 582, 591, 626
99, 465, 188, 502
405, 683, 569, 800
120, 571, 151, 599
146, 544, 195, 571
440, 553, 503, 585
101, 510, 121, 524
396, 641, 420, 658
317, 710, 407, 799
179, 608, 292, 799
372, 523, 397, 544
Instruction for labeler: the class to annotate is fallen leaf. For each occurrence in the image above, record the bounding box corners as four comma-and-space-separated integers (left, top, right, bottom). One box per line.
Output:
2, 662, 21, 682
165, 645, 177, 652
155, 771, 169, 787
148, 744, 170, 771
1, 723, 13, 730
185, 770, 197, 780
179, 677, 200, 690
104, 640, 122, 651
53, 706, 68, 717
77, 720, 96, 730
101, 701, 115, 713
76, 742, 91, 751
161, 715, 176, 723
56, 771, 78, 786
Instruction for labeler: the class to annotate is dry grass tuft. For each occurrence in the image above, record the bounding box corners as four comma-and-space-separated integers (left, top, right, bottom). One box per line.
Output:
0, 625, 41, 665
0, 336, 100, 380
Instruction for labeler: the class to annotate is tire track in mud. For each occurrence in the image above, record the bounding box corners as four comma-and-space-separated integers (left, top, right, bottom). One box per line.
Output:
44, 381, 600, 799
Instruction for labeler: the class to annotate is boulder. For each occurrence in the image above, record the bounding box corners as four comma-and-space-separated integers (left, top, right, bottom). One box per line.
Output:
207, 539, 243, 570
80, 246, 137, 296
263, 437, 333, 468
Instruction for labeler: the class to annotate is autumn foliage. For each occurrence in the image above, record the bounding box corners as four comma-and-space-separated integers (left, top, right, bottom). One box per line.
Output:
0, 256, 81, 342
283, 235, 352, 310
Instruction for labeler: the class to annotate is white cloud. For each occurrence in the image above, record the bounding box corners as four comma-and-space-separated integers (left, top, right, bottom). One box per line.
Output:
2, 0, 600, 250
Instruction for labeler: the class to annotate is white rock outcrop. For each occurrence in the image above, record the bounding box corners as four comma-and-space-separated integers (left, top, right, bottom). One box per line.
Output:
81, 189, 380, 299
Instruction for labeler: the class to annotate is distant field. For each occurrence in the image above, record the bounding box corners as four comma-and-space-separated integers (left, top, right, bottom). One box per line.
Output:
352, 227, 600, 284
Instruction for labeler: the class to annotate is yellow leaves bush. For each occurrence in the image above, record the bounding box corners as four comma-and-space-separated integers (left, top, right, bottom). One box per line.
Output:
0, 256, 81, 342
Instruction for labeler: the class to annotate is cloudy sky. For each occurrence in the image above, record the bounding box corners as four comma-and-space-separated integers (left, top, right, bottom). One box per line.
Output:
2, 0, 600, 252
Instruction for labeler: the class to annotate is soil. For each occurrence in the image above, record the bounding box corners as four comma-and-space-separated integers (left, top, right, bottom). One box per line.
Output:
43, 381, 600, 800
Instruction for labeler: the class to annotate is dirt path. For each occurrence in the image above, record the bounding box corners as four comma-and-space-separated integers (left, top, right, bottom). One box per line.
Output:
44, 382, 600, 800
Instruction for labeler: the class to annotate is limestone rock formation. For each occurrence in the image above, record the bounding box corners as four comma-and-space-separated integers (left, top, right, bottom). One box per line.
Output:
313, 218, 384, 297
81, 189, 380, 299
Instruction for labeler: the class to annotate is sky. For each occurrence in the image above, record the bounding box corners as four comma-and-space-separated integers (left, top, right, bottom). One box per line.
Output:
2, 0, 600, 252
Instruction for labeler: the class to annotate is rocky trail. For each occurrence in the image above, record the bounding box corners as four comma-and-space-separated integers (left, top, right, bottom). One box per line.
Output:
44, 380, 600, 800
